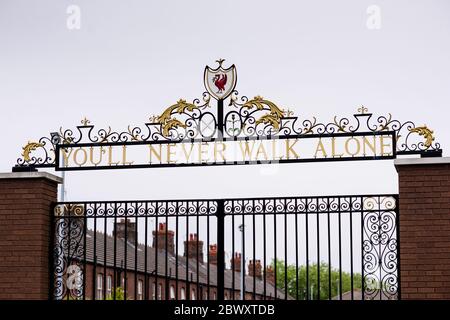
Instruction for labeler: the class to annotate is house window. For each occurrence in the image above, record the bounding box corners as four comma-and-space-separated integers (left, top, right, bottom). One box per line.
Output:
137, 280, 143, 300
191, 289, 196, 300
96, 274, 103, 300
224, 292, 228, 300
180, 287, 186, 300
158, 283, 162, 300
106, 275, 112, 298
170, 285, 175, 300
213, 292, 216, 300
152, 282, 156, 300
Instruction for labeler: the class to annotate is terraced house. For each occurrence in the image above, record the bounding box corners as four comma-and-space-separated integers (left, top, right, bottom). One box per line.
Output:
70, 220, 287, 300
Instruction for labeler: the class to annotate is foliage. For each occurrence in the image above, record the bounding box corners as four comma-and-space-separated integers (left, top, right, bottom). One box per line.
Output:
272, 260, 362, 300
106, 287, 125, 300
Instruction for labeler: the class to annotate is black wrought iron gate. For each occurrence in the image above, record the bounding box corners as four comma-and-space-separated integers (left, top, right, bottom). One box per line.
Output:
51, 194, 399, 300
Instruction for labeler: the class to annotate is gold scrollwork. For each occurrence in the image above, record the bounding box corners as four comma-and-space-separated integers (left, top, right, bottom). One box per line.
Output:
409, 126, 435, 147
157, 99, 199, 137
54, 204, 85, 217
242, 96, 284, 131
22, 141, 44, 162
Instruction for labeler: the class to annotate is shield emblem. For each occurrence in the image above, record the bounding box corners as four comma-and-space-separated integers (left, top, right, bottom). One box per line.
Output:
204, 59, 237, 101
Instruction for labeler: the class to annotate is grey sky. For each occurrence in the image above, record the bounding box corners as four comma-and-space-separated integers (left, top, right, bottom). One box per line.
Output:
2, 0, 449, 276
2, 0, 449, 201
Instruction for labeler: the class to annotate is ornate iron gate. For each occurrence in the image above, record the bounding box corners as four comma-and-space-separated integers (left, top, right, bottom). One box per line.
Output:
51, 194, 399, 300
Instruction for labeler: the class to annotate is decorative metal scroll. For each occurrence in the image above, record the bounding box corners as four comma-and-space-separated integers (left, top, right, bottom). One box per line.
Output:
16, 60, 441, 169
362, 197, 398, 300
223, 195, 399, 300
53, 204, 85, 300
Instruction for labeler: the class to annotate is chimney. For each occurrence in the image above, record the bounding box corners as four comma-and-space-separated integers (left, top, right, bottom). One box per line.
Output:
230, 252, 242, 272
248, 259, 262, 279
209, 244, 218, 265
152, 223, 175, 254
183, 233, 204, 262
265, 265, 275, 284
113, 218, 136, 244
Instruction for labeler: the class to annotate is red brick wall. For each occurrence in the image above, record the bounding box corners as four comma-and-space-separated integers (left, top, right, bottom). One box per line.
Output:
396, 161, 450, 300
0, 174, 59, 300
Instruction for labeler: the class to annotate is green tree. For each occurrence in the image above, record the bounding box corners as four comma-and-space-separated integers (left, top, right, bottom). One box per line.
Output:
106, 287, 125, 300
272, 260, 362, 300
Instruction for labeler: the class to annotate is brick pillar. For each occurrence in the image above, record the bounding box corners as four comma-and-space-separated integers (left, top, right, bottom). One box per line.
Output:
395, 158, 450, 300
0, 172, 62, 300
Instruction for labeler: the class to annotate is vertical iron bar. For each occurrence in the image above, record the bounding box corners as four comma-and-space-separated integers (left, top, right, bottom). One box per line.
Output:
92, 206, 96, 301
273, 200, 277, 299
113, 204, 117, 300
155, 202, 159, 300
175, 202, 179, 300
144, 203, 148, 300
216, 199, 225, 300
124, 203, 128, 301
338, 198, 342, 300
327, 198, 331, 300
231, 205, 235, 300
317, 198, 320, 300
82, 205, 87, 300
295, 199, 299, 300
165, 206, 169, 300
242, 211, 245, 300
378, 196, 382, 301
305, 198, 309, 301
186, 205, 190, 300
263, 199, 267, 300
103, 204, 107, 300
284, 205, 287, 300
217, 99, 224, 136
350, 197, 354, 300
207, 202, 210, 300
395, 195, 401, 300
196, 206, 200, 300
253, 200, 256, 300
361, 196, 365, 301
135, 204, 138, 300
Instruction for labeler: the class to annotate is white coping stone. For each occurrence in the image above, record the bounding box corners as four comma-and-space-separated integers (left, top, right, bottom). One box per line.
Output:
0, 171, 63, 184
394, 157, 450, 166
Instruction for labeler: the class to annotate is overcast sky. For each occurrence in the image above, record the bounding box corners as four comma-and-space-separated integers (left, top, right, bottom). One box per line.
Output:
1, 0, 449, 202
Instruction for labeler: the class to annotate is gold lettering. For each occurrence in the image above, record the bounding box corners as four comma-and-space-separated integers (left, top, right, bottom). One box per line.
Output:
285, 139, 300, 159
122, 146, 134, 165
255, 142, 269, 160
148, 145, 162, 164
239, 141, 256, 161
345, 137, 361, 156
214, 142, 226, 162
363, 136, 376, 156
108, 146, 120, 166
73, 147, 88, 166
272, 140, 283, 160
314, 139, 327, 158
181, 143, 195, 162
380, 135, 392, 156
331, 137, 343, 158
61, 148, 73, 167
167, 143, 177, 164
198, 142, 209, 163
89, 146, 105, 166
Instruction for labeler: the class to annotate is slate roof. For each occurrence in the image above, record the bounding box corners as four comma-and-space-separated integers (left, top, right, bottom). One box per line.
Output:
81, 229, 289, 299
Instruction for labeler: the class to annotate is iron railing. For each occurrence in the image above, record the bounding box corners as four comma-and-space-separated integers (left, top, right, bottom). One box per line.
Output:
51, 194, 399, 300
